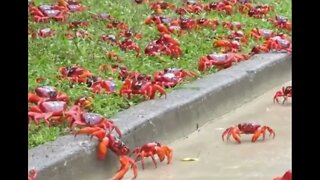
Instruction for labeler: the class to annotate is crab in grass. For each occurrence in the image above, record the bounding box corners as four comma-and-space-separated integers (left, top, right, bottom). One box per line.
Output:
28, 101, 67, 127
98, 64, 131, 81
274, 170, 292, 180
112, 155, 138, 180
120, 74, 166, 100
65, 30, 91, 40
58, 65, 93, 84
119, 38, 140, 58
131, 142, 173, 169
56, 0, 86, 12
145, 34, 182, 58
65, 105, 121, 136
222, 123, 276, 144
269, 15, 292, 31
248, 28, 275, 39
224, 31, 247, 44
273, 86, 292, 104
203, 1, 233, 15
265, 36, 292, 53
118, 29, 143, 40
106, 20, 129, 30
28, 169, 37, 180
247, 5, 274, 19
31, 28, 56, 38
74, 96, 93, 110
29, 4, 68, 23
198, 53, 249, 71
154, 68, 196, 88
89, 77, 117, 94
176, 0, 204, 15
149, 1, 176, 14
196, 18, 219, 30
68, 21, 89, 29
214, 39, 241, 53
222, 21, 242, 30
91, 13, 112, 22
100, 34, 118, 46
28, 86, 69, 104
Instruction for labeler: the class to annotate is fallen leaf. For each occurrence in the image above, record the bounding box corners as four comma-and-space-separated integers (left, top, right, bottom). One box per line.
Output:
181, 158, 199, 162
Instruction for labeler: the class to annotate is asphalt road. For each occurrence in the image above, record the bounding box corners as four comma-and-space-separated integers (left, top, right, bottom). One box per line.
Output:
105, 81, 292, 180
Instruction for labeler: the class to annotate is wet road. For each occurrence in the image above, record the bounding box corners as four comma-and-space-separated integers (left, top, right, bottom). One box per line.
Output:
107, 82, 292, 180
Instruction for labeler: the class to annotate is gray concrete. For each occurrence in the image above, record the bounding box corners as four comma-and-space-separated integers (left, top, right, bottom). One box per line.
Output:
28, 53, 291, 180
102, 81, 291, 180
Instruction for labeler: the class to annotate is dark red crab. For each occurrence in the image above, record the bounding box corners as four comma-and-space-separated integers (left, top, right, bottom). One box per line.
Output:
28, 86, 69, 104
68, 21, 89, 29
28, 101, 67, 127
274, 86, 292, 104
204, 1, 234, 15
58, 64, 93, 84
222, 123, 276, 144
265, 36, 292, 53
196, 18, 219, 30
28, 3, 68, 23
149, 1, 176, 14
100, 34, 118, 46
154, 68, 196, 88
120, 74, 166, 100
75, 126, 128, 160
269, 15, 292, 31
119, 38, 140, 58
248, 28, 275, 39
31, 28, 56, 38
198, 53, 249, 71
247, 5, 274, 19
131, 142, 173, 169
222, 21, 242, 30
214, 39, 241, 53
58, 0, 86, 12
65, 105, 121, 137
145, 34, 182, 58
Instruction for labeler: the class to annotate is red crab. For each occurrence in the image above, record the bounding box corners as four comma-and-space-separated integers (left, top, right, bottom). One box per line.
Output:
222, 21, 242, 30
112, 155, 138, 180
89, 77, 117, 94
32, 28, 56, 38
91, 12, 112, 21
154, 68, 196, 88
196, 18, 219, 30
28, 3, 68, 23
145, 34, 182, 58
28, 169, 37, 180
120, 74, 166, 100
249, 45, 270, 55
104, 52, 123, 62
198, 53, 249, 71
247, 5, 274, 19
176, 0, 204, 15
98, 64, 131, 81
106, 20, 129, 30
58, 65, 93, 83
273, 86, 292, 104
65, 105, 121, 136
222, 123, 276, 144
269, 15, 292, 31
74, 96, 93, 109
100, 34, 118, 46
75, 126, 128, 159
28, 101, 67, 127
58, 0, 86, 12
274, 170, 292, 180
224, 30, 247, 44
118, 29, 143, 40
265, 36, 292, 53
214, 39, 241, 53
179, 16, 197, 31
131, 142, 173, 169
119, 38, 140, 58
149, 1, 176, 14
68, 21, 89, 29
65, 30, 91, 40
28, 86, 69, 104
248, 28, 275, 39
204, 1, 233, 15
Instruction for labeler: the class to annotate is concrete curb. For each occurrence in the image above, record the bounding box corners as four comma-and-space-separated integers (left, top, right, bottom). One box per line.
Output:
28, 53, 292, 180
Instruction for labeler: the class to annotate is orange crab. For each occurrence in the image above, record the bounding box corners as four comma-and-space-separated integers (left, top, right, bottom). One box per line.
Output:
222, 123, 275, 144
131, 142, 173, 169
112, 155, 138, 180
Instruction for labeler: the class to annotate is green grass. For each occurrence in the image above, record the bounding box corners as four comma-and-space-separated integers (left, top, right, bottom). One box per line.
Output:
28, 0, 291, 149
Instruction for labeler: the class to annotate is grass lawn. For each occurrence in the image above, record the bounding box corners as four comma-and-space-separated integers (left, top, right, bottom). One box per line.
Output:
28, 0, 292, 149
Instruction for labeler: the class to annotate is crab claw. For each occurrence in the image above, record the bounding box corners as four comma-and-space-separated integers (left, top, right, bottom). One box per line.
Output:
156, 145, 173, 164
112, 155, 138, 180
274, 170, 292, 180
